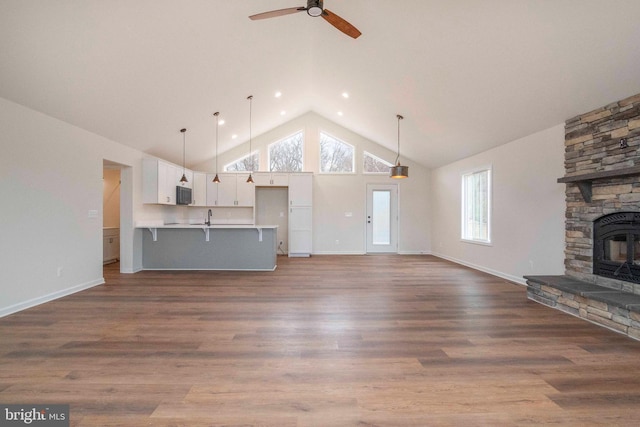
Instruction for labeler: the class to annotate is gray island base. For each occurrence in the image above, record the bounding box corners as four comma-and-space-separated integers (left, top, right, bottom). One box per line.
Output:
141, 225, 277, 271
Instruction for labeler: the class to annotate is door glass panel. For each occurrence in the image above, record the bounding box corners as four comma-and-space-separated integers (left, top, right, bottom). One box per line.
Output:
372, 190, 391, 245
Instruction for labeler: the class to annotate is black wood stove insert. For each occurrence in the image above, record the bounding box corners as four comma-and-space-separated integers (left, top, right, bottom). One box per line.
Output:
593, 212, 640, 284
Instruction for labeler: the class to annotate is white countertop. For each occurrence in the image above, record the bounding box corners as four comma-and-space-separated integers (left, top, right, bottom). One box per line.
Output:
135, 221, 277, 229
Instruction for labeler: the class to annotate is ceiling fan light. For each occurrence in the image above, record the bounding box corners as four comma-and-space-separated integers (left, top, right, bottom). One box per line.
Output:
307, 0, 323, 16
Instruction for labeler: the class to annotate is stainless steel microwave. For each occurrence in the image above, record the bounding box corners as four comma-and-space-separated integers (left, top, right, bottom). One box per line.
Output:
176, 186, 192, 205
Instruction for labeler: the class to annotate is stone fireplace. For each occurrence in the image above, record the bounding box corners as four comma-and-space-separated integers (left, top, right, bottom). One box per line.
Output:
525, 93, 640, 341
561, 93, 640, 295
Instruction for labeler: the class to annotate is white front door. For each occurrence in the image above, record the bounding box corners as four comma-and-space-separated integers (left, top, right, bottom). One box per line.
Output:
366, 184, 398, 253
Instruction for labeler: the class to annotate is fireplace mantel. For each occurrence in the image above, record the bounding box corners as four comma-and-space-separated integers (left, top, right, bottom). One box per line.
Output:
557, 165, 640, 202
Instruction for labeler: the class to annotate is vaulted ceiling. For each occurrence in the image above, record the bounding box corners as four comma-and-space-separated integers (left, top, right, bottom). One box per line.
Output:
2, 0, 640, 169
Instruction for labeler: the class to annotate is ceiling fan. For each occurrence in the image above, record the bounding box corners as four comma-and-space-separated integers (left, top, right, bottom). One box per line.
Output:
249, 0, 361, 39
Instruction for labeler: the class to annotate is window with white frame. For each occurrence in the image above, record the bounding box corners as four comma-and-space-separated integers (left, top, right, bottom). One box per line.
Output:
269, 131, 303, 172
319, 132, 354, 173
461, 168, 491, 243
363, 151, 393, 174
225, 152, 260, 172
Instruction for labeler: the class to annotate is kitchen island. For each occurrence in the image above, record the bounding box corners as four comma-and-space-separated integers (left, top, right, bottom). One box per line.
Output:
138, 223, 278, 271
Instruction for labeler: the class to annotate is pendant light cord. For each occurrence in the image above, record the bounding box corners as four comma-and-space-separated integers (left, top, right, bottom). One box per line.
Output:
248, 95, 253, 172
395, 114, 403, 165
214, 112, 219, 173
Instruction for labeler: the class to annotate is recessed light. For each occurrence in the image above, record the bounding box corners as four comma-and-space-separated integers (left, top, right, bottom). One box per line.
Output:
337, 111, 343, 116
342, 92, 349, 99
231, 134, 238, 139
275, 91, 282, 98
218, 119, 225, 126
280, 110, 286, 116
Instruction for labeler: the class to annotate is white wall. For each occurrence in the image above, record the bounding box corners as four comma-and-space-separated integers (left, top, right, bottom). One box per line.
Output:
430, 124, 566, 284
0, 97, 156, 316
193, 112, 431, 254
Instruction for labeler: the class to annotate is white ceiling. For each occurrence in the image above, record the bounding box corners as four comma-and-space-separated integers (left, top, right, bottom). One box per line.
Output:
2, 0, 640, 169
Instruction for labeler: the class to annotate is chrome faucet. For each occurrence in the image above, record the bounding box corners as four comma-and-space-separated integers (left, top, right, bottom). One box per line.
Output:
206, 209, 212, 226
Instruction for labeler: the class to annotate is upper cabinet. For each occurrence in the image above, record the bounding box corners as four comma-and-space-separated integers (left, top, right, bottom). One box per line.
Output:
143, 159, 181, 205
192, 172, 207, 206
253, 172, 289, 187
205, 173, 255, 207
288, 173, 313, 206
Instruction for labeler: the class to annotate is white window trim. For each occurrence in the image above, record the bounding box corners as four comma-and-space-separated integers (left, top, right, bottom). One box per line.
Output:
318, 131, 356, 174
460, 166, 492, 245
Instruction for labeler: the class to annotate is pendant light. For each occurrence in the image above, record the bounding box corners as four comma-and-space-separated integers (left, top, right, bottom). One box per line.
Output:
212, 112, 221, 183
246, 95, 254, 184
390, 114, 409, 179
180, 128, 188, 183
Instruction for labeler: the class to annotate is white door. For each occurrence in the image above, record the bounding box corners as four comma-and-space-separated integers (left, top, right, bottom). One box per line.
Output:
366, 184, 398, 253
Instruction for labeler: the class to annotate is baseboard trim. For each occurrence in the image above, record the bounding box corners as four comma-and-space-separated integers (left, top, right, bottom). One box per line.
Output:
431, 253, 527, 286
312, 251, 366, 255
0, 278, 105, 318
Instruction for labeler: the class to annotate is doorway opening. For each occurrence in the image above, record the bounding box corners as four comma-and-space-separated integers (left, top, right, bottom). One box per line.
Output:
103, 165, 120, 266
255, 187, 289, 255
103, 160, 134, 274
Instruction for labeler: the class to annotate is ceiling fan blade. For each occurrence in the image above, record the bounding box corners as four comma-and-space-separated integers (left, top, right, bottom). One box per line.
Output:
321, 9, 361, 39
249, 7, 306, 21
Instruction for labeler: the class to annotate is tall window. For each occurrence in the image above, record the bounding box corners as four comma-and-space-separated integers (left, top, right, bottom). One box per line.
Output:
461, 168, 491, 243
320, 132, 354, 173
363, 151, 393, 174
225, 152, 259, 172
269, 131, 303, 172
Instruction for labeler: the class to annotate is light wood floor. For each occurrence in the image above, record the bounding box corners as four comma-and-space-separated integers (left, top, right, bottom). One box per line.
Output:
2, 255, 640, 426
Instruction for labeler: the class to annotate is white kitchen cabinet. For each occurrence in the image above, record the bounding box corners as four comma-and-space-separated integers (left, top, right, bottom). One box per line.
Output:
236, 173, 255, 206
216, 173, 237, 206
143, 159, 180, 205
103, 228, 120, 264
192, 172, 207, 206
206, 173, 220, 206
289, 207, 312, 256
206, 173, 255, 207
253, 172, 289, 187
288, 173, 313, 206
288, 173, 312, 256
